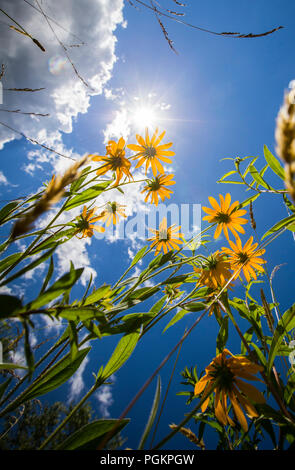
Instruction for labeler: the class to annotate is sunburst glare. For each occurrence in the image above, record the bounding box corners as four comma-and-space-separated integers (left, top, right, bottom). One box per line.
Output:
132, 105, 157, 130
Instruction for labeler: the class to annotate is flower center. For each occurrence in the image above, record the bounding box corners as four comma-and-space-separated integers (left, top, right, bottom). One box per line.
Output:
159, 228, 168, 241
149, 178, 161, 191
144, 145, 157, 159
108, 202, 117, 214
111, 155, 125, 169
238, 252, 249, 264
77, 217, 89, 231
206, 255, 219, 270
215, 212, 231, 224
212, 363, 235, 390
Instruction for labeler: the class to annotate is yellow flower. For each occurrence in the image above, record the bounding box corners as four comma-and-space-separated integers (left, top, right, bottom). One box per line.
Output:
141, 174, 175, 206
91, 137, 133, 186
127, 128, 175, 176
148, 217, 183, 256
222, 236, 266, 283
97, 202, 127, 227
194, 251, 233, 290
75, 206, 105, 239
203, 194, 248, 240
194, 349, 265, 432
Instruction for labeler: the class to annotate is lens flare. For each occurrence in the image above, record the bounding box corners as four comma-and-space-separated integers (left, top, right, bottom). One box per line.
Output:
132, 106, 156, 130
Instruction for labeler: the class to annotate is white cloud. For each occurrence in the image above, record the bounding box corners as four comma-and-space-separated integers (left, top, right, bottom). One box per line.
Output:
68, 354, 90, 401
95, 375, 116, 418
0, 0, 125, 149
0, 1, 175, 296
0, 171, 8, 185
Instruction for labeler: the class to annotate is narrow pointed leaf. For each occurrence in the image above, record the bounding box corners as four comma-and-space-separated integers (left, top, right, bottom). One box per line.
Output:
2, 246, 56, 286
56, 418, 130, 450
263, 145, 285, 180
27, 267, 83, 310
267, 303, 295, 375
138, 375, 161, 449
5, 347, 91, 412
99, 330, 140, 381
130, 246, 147, 268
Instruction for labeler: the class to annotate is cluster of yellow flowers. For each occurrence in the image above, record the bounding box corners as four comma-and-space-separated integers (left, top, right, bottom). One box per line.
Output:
74, 129, 176, 240
194, 195, 267, 432
198, 193, 266, 287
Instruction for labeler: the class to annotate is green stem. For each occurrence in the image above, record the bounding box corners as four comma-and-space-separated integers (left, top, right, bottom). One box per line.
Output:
152, 381, 217, 449
0, 204, 66, 282
113, 246, 153, 290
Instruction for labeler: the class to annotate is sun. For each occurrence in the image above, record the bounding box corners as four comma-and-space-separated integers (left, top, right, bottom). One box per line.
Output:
132, 105, 157, 130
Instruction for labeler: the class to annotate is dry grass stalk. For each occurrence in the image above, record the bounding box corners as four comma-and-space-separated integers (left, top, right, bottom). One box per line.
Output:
260, 288, 274, 333
275, 85, 295, 202
11, 154, 90, 238
249, 200, 256, 230
169, 423, 205, 449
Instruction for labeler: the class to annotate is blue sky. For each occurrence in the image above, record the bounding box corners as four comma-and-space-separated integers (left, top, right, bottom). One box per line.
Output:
1, 0, 295, 450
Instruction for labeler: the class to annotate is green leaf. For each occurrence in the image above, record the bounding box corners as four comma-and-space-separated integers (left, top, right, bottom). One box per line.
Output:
70, 166, 91, 193
163, 309, 191, 333
262, 213, 295, 240
283, 194, 295, 213
56, 418, 130, 450
263, 145, 285, 180
82, 319, 102, 339
216, 315, 228, 354
12, 347, 91, 408
1, 246, 56, 286
149, 297, 166, 314
241, 327, 254, 355
0, 362, 27, 370
259, 419, 277, 448
217, 170, 237, 182
267, 303, 295, 376
64, 182, 111, 211
128, 286, 160, 302
68, 321, 78, 361
27, 267, 84, 310
217, 180, 244, 185
0, 377, 12, 400
138, 376, 161, 449
83, 284, 112, 306
250, 342, 267, 368
161, 274, 189, 285
241, 156, 258, 178
0, 295, 22, 318
0, 201, 19, 224
100, 312, 153, 336
99, 330, 140, 382
0, 252, 23, 273
182, 302, 206, 312
148, 251, 175, 270
24, 321, 34, 378
39, 256, 54, 295
130, 246, 147, 268
237, 193, 260, 209
30, 229, 76, 255
255, 404, 288, 425
54, 307, 106, 322
249, 164, 272, 189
